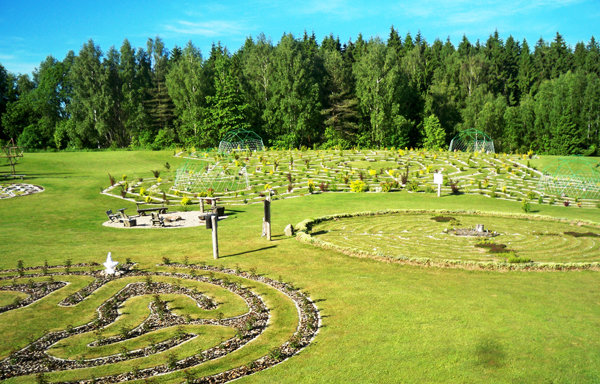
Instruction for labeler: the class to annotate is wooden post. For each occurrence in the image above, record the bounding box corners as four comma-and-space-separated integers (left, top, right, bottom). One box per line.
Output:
263, 193, 272, 241
211, 214, 219, 259
199, 198, 204, 214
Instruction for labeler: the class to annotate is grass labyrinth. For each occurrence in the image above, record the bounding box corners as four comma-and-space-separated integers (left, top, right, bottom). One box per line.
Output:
103, 149, 600, 208
0, 264, 318, 383
309, 211, 600, 264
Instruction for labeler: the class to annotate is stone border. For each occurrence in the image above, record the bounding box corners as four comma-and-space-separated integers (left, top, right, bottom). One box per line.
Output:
296, 209, 600, 271
0, 263, 320, 383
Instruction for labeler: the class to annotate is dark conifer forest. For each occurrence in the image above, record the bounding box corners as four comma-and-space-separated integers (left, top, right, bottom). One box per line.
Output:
0, 28, 599, 155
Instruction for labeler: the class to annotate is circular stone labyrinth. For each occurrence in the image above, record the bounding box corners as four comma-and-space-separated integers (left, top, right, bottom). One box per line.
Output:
304, 211, 600, 267
0, 183, 44, 199
0, 264, 319, 383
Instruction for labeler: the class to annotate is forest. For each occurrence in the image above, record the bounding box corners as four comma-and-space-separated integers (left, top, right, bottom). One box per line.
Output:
0, 27, 599, 155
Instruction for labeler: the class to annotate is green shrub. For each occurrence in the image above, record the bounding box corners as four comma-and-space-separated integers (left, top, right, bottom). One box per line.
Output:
521, 199, 531, 213
350, 180, 368, 192
307, 179, 316, 194
507, 254, 533, 263
407, 180, 419, 192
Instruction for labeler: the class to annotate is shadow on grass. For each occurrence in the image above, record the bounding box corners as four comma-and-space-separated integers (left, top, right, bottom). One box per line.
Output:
268, 234, 292, 242
4, 172, 74, 180
221, 245, 277, 258
225, 208, 246, 214
474, 336, 506, 368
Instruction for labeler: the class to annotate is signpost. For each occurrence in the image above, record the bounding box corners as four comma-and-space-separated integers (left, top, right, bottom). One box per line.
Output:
433, 171, 444, 197
205, 210, 226, 259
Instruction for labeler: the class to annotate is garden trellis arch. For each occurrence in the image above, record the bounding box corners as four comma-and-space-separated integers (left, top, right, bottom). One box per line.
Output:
218, 128, 265, 153
449, 128, 495, 153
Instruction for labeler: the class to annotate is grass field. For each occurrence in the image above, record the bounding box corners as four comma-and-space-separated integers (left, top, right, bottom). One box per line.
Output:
308, 211, 600, 264
0, 150, 599, 383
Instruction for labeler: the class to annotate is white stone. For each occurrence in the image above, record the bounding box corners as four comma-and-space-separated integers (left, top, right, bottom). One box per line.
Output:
284, 224, 295, 237
103, 252, 119, 275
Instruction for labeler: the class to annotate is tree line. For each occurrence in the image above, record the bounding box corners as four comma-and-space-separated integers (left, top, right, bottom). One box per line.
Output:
0, 28, 599, 155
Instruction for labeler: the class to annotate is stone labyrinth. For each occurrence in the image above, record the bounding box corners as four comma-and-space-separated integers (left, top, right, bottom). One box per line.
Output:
301, 211, 600, 268
0, 183, 44, 199
0, 263, 319, 383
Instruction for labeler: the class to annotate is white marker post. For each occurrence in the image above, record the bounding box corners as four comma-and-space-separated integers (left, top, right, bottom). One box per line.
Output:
433, 171, 444, 197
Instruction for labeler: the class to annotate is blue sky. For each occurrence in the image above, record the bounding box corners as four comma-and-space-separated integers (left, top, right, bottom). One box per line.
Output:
0, 0, 598, 76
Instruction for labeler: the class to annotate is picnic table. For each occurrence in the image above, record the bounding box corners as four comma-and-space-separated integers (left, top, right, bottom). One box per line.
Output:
136, 203, 168, 216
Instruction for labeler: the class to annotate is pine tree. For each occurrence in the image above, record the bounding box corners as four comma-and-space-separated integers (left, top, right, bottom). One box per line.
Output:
423, 114, 446, 149
144, 37, 176, 146
166, 41, 207, 147
549, 32, 573, 78
321, 44, 360, 148
518, 39, 535, 96
205, 50, 250, 146
119, 39, 149, 148
68, 39, 104, 147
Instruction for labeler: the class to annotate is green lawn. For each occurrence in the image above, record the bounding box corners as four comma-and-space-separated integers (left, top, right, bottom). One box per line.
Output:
1, 150, 599, 383
309, 211, 600, 264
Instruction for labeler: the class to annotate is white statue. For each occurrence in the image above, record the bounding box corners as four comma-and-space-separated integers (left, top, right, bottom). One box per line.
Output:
103, 252, 119, 275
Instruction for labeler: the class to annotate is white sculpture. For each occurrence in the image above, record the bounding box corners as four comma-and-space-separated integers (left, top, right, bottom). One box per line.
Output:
103, 252, 119, 275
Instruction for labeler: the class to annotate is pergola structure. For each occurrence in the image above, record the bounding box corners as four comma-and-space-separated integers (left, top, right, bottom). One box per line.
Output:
173, 159, 249, 193
538, 157, 600, 200
449, 128, 495, 153
218, 129, 265, 153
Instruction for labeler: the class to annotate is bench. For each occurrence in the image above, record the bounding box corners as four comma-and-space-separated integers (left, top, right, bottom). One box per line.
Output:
106, 209, 136, 226
151, 212, 165, 227
117, 208, 137, 226
106, 210, 122, 222
137, 206, 168, 216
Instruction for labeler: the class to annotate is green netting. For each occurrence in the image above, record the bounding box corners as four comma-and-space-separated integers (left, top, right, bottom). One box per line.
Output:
449, 128, 495, 153
538, 157, 600, 199
218, 128, 265, 153
173, 159, 249, 193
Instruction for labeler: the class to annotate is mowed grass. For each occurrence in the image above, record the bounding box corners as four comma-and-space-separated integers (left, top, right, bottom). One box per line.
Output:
0, 150, 599, 383
311, 211, 600, 263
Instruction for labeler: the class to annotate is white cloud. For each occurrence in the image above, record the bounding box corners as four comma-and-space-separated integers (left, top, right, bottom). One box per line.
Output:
293, 0, 365, 19
400, 0, 587, 26
164, 20, 246, 38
